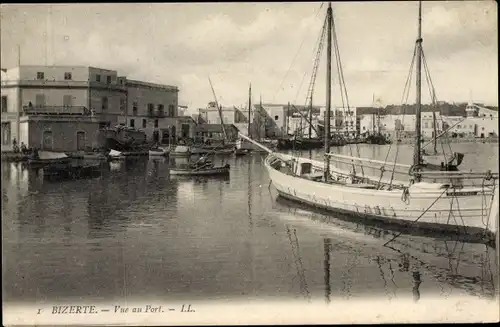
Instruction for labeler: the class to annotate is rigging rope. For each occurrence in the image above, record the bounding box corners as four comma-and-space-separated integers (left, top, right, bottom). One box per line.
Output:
388, 44, 417, 188
330, 11, 364, 177
384, 188, 449, 246
271, 3, 325, 103
421, 50, 454, 158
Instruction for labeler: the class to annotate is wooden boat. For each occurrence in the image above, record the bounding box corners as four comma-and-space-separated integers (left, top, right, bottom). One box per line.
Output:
277, 136, 324, 150
366, 133, 391, 145
421, 151, 464, 171
83, 152, 108, 160
240, 2, 499, 244
234, 148, 250, 156
170, 150, 231, 176
170, 145, 192, 157
149, 146, 170, 157
421, 113, 465, 171
170, 162, 230, 176
43, 162, 101, 180
108, 149, 126, 161
28, 150, 71, 167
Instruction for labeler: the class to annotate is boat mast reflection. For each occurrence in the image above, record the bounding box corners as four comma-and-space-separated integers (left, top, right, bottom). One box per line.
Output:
324, 237, 332, 304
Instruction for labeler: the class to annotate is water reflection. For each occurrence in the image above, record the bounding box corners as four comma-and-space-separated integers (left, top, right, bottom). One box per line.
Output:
2, 144, 498, 303
286, 226, 311, 302
324, 238, 331, 304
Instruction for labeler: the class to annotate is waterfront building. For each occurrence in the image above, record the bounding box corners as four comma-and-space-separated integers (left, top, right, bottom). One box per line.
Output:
194, 124, 239, 142
198, 102, 247, 125
1, 65, 185, 151
1, 66, 110, 151
317, 107, 358, 137
120, 79, 190, 144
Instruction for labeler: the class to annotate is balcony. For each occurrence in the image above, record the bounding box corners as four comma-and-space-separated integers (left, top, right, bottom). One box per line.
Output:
1, 80, 126, 92
22, 106, 91, 116
148, 110, 165, 118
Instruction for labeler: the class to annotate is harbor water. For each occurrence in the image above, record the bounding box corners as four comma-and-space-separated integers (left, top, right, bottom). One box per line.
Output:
2, 142, 499, 304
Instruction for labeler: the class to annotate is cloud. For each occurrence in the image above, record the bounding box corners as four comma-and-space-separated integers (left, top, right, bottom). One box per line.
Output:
0, 2, 497, 110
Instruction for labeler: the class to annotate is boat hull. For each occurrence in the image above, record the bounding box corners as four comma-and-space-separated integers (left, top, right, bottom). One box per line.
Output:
149, 150, 168, 157
170, 164, 230, 176
276, 138, 323, 150
265, 153, 498, 242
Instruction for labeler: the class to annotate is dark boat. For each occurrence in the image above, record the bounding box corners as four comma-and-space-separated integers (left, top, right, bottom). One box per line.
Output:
276, 136, 323, 150
365, 133, 392, 145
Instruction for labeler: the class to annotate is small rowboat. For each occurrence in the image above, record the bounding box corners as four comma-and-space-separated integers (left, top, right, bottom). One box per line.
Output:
170, 145, 191, 157
28, 151, 71, 167
170, 163, 231, 176
149, 147, 169, 157
234, 148, 250, 156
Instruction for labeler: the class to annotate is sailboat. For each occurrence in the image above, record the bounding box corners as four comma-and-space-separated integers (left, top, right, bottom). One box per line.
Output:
421, 107, 464, 171
240, 2, 499, 244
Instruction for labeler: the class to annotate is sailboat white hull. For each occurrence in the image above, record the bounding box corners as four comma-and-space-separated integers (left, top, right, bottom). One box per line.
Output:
265, 153, 498, 242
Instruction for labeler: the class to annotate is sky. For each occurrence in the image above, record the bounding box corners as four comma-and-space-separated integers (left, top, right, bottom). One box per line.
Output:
1, 1, 497, 115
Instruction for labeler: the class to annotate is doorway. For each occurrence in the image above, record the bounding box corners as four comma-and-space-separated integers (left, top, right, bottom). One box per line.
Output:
42, 131, 53, 150
76, 131, 86, 150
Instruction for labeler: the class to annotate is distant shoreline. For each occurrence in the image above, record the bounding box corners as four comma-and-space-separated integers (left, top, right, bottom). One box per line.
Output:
396, 137, 499, 145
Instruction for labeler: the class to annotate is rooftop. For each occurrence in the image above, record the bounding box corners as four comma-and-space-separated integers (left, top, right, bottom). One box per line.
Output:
126, 79, 178, 91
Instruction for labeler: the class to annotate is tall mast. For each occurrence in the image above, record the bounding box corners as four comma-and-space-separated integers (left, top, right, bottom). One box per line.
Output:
324, 2, 332, 181
308, 98, 313, 139
413, 1, 423, 167
287, 102, 290, 135
208, 77, 228, 142
248, 82, 252, 138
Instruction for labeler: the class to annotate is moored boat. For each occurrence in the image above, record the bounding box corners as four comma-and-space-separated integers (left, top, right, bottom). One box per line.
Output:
28, 150, 71, 167
170, 163, 231, 176
170, 145, 192, 157
149, 146, 170, 157
239, 2, 499, 245
108, 149, 126, 161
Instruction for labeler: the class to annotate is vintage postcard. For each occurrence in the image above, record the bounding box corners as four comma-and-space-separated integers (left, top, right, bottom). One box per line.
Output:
1, 1, 498, 325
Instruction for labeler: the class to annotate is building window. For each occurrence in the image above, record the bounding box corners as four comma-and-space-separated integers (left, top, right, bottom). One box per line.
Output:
274, 115, 279, 121
142, 119, 147, 128
132, 101, 138, 115
130, 119, 135, 128
154, 119, 158, 128
64, 72, 72, 80
106, 76, 111, 84
1, 122, 11, 145
36, 72, 44, 80
148, 103, 154, 116
35, 94, 45, 108
102, 97, 108, 110
120, 98, 126, 113
168, 104, 175, 117
1, 96, 7, 113
96, 74, 101, 82
158, 104, 164, 116
76, 131, 86, 151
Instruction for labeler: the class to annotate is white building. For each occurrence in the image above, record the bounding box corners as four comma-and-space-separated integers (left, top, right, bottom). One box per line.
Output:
1, 65, 184, 151
317, 107, 358, 137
